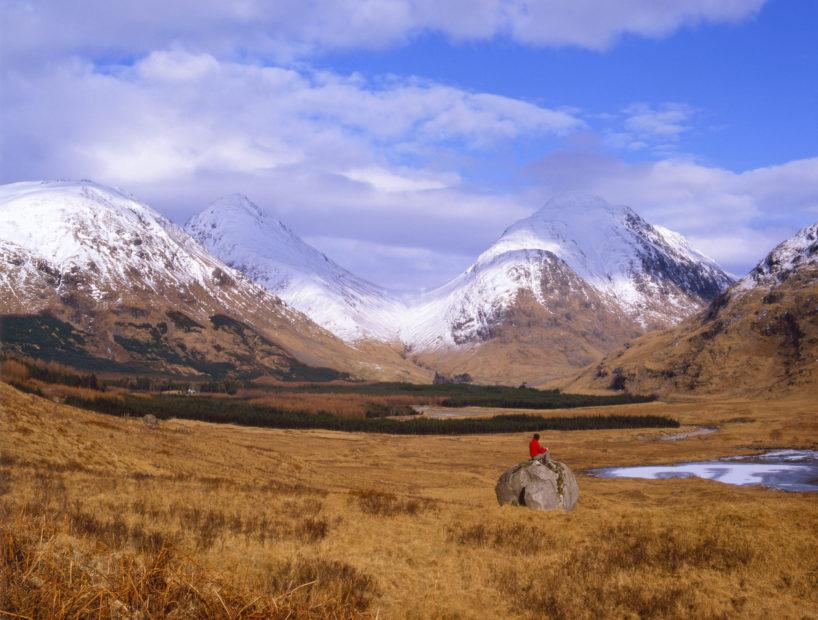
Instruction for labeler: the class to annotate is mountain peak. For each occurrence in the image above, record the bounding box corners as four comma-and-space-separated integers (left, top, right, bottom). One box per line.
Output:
186, 196, 402, 342
208, 193, 265, 221
469, 194, 733, 329
740, 221, 818, 289
539, 192, 615, 211
0, 179, 177, 270
527, 193, 639, 226
0, 179, 142, 212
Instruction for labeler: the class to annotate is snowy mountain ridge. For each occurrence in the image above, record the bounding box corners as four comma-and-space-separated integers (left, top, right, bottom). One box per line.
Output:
396, 194, 733, 349
399, 248, 600, 349
473, 194, 731, 321
0, 180, 443, 381
0, 180, 310, 325
186, 194, 405, 342
0, 181, 735, 371
188, 192, 734, 350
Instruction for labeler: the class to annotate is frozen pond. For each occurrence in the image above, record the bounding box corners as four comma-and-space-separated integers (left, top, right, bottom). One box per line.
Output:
591, 450, 818, 492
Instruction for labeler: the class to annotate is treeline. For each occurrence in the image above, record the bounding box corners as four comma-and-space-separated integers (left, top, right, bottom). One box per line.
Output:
106, 377, 241, 394
64, 393, 679, 435
7, 381, 45, 397
439, 393, 656, 409
364, 402, 418, 418
266, 381, 656, 409
0, 356, 104, 391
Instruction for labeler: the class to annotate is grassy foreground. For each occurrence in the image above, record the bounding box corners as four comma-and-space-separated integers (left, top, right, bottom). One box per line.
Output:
1, 382, 817, 618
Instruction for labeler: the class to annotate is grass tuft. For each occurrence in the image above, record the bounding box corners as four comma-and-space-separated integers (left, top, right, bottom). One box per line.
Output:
351, 489, 436, 517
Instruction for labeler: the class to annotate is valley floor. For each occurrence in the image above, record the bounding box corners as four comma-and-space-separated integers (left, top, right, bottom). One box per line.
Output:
1, 382, 817, 618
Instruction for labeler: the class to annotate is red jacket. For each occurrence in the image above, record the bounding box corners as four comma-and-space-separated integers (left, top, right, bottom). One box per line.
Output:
529, 438, 548, 458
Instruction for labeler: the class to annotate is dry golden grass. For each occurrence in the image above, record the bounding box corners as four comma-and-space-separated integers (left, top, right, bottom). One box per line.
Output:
2, 382, 817, 618
0, 358, 29, 383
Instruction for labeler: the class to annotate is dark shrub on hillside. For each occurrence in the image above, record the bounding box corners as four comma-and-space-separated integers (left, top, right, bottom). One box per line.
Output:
364, 403, 418, 418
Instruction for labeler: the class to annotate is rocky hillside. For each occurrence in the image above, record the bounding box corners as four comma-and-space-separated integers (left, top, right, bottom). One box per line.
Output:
0, 181, 427, 381
406, 249, 644, 384
568, 222, 818, 396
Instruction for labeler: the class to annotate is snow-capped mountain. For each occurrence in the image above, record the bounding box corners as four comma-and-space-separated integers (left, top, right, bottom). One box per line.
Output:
573, 220, 818, 395
0, 181, 427, 381
400, 194, 733, 350
0, 180, 257, 308
738, 222, 818, 289
0, 181, 737, 386
185, 195, 403, 342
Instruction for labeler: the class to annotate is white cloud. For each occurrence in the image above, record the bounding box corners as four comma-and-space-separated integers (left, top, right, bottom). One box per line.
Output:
1, 0, 812, 291
623, 103, 695, 138
0, 50, 551, 287
501, 0, 766, 49
687, 228, 785, 269
604, 102, 697, 153
304, 235, 474, 293
137, 50, 221, 81
1, 0, 768, 65
342, 167, 455, 193
0, 50, 579, 186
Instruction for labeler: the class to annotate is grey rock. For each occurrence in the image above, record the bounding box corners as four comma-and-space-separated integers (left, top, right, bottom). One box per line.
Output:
495, 455, 579, 512
142, 414, 160, 430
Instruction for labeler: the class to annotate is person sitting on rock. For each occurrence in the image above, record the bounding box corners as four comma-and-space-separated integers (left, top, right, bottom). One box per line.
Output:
529, 433, 549, 459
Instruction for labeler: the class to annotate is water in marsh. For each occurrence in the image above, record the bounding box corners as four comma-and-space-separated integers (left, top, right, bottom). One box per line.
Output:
591, 450, 818, 492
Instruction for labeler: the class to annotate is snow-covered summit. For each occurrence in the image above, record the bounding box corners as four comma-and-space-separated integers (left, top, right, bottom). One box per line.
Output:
739, 221, 818, 289
0, 180, 220, 293
476, 194, 731, 322
186, 195, 404, 342
400, 194, 733, 349
476, 194, 615, 266
400, 248, 603, 349
0, 180, 315, 327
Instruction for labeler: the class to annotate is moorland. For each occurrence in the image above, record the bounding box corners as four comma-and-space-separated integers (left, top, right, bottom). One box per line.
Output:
1, 360, 817, 618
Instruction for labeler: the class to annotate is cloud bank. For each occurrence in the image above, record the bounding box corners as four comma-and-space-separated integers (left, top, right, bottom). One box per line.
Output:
2, 0, 767, 63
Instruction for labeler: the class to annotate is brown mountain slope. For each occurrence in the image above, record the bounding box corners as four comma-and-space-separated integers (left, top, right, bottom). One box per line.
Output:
566, 224, 818, 397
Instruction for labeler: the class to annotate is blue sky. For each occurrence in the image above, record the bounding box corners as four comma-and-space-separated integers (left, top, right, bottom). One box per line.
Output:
1, 0, 817, 290
322, 0, 817, 173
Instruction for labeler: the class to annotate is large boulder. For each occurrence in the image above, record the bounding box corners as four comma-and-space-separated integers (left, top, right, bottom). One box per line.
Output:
495, 455, 579, 512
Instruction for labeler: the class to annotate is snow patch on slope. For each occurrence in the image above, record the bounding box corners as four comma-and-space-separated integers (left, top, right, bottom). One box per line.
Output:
400, 249, 593, 349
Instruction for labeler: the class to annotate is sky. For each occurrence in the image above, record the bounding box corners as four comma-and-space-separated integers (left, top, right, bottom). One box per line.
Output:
1, 0, 817, 292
